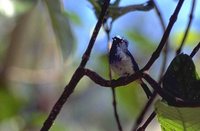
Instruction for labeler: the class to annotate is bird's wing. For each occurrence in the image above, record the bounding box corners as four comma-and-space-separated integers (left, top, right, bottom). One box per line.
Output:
126, 50, 140, 71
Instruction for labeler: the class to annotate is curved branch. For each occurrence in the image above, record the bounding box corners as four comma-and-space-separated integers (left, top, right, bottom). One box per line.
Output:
84, 68, 200, 107
84, 68, 142, 87
40, 0, 111, 130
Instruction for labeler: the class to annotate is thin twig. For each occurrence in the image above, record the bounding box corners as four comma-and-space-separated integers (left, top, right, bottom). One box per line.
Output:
153, 0, 169, 81
106, 27, 123, 131
109, 0, 154, 20
190, 42, 200, 58
142, 0, 184, 71
137, 112, 156, 131
132, 92, 157, 131
89, 0, 154, 21
111, 87, 123, 131
40, 0, 111, 130
176, 0, 196, 55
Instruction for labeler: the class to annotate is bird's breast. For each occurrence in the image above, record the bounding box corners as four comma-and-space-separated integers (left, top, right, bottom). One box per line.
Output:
110, 51, 134, 76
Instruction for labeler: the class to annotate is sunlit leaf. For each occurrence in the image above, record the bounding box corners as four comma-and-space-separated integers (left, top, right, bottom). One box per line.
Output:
172, 31, 200, 48
155, 100, 200, 131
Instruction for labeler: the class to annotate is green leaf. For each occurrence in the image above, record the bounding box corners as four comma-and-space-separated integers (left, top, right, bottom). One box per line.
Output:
172, 31, 200, 48
44, 0, 75, 60
163, 54, 200, 103
155, 100, 200, 131
1, 0, 75, 69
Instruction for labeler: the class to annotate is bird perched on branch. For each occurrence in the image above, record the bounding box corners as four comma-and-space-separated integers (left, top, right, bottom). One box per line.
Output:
109, 36, 152, 98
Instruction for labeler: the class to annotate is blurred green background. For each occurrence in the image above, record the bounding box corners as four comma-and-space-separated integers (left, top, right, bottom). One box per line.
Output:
0, 0, 200, 131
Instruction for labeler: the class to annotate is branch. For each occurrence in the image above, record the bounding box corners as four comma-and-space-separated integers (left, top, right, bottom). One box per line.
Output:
176, 0, 196, 55
132, 92, 157, 131
40, 68, 84, 131
137, 111, 156, 131
131, 1, 170, 129
109, 0, 154, 20
40, 0, 111, 130
89, 0, 154, 21
80, 0, 111, 67
153, 0, 169, 81
142, 73, 200, 107
84, 68, 200, 107
111, 87, 123, 131
136, 1, 196, 129
142, 0, 184, 71
190, 42, 200, 58
84, 68, 142, 87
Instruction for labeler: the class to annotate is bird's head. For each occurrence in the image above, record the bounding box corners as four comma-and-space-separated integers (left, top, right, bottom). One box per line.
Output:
112, 36, 128, 50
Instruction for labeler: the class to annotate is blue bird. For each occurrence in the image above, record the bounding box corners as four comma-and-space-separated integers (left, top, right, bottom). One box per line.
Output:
109, 36, 152, 98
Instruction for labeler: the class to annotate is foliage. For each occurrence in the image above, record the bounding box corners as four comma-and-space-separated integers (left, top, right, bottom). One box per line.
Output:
0, 0, 200, 131
155, 100, 200, 131
163, 54, 200, 103
156, 54, 200, 131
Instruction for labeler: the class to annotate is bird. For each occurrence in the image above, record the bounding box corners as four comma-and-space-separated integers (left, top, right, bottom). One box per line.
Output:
109, 36, 152, 98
